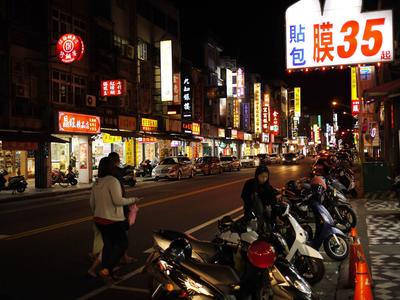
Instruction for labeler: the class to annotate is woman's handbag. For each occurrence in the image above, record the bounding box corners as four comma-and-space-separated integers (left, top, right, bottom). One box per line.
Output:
128, 204, 139, 226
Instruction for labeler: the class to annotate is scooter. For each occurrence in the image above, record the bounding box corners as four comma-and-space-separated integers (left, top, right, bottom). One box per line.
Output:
0, 169, 27, 194
51, 168, 78, 187
148, 226, 317, 299
303, 186, 349, 261
147, 238, 281, 300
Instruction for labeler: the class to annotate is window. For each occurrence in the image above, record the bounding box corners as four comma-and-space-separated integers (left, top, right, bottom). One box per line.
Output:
52, 69, 86, 106
52, 8, 86, 41
114, 35, 129, 55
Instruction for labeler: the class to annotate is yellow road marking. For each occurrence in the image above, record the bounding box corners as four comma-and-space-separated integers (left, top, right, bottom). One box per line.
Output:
3, 177, 249, 241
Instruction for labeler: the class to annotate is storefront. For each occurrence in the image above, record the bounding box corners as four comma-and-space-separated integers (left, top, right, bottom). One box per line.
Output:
53, 111, 100, 184
0, 141, 36, 182
137, 117, 160, 163
241, 133, 253, 156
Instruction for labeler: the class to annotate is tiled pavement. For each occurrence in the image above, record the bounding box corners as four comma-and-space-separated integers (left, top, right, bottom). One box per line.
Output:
364, 191, 400, 300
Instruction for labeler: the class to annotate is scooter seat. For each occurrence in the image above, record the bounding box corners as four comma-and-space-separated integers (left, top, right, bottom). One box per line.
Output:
181, 259, 240, 287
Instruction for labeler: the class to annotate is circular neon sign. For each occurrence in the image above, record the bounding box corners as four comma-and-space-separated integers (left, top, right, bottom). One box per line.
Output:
56, 34, 85, 63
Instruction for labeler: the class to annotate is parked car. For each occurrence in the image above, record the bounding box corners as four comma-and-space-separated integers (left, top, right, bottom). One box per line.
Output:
240, 155, 259, 168
152, 156, 195, 181
195, 156, 223, 175
268, 153, 281, 164
281, 153, 299, 164
220, 156, 241, 172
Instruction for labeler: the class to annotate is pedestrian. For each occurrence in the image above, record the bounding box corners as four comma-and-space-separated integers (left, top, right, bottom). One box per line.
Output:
108, 152, 138, 264
89, 157, 140, 282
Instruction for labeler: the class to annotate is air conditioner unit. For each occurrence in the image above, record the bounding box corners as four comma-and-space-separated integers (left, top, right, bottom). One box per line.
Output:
14, 83, 29, 98
125, 45, 134, 60
86, 94, 96, 107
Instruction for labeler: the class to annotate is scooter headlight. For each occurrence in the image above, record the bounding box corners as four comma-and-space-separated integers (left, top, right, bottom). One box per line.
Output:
181, 277, 214, 297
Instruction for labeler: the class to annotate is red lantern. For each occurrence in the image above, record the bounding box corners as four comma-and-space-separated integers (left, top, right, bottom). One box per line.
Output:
56, 34, 85, 63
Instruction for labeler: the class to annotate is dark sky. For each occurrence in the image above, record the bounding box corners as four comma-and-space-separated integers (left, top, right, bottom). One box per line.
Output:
173, 0, 352, 117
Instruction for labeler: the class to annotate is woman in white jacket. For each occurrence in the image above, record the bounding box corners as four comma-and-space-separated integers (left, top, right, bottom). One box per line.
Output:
90, 157, 140, 281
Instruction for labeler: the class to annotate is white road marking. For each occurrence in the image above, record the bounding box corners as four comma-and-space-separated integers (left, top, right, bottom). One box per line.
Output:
76, 206, 244, 299
0, 234, 10, 240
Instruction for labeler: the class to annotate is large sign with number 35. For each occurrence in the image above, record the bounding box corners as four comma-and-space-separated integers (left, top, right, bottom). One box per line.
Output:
286, 0, 393, 69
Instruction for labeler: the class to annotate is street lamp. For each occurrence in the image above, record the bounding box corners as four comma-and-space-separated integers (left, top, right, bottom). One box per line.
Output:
332, 101, 338, 106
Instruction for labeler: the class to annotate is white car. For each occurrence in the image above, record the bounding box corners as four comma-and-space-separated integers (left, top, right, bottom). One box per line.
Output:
240, 155, 260, 168
152, 157, 195, 181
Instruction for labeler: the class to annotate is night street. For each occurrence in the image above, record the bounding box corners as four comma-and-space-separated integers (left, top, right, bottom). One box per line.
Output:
0, 160, 323, 300
1, 0, 400, 299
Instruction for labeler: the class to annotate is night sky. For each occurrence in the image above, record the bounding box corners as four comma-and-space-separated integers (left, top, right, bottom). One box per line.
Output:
173, 0, 353, 119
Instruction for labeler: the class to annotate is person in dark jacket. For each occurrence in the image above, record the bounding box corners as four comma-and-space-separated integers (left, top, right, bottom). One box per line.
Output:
241, 165, 278, 233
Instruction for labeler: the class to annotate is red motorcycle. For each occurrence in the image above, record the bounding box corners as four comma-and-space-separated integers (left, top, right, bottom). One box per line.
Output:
51, 168, 78, 187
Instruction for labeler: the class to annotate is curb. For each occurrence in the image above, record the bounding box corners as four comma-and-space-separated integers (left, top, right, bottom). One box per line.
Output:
0, 187, 92, 204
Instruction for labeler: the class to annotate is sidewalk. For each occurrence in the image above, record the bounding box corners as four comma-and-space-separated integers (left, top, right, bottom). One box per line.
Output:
336, 190, 400, 300
0, 177, 153, 203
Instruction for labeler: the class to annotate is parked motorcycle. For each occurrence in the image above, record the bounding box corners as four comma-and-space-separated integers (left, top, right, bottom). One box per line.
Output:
136, 160, 154, 177
51, 168, 78, 187
146, 237, 282, 300
302, 185, 349, 261
0, 169, 27, 194
147, 227, 317, 299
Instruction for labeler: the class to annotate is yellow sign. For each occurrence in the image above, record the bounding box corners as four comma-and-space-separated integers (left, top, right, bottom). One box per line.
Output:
125, 138, 134, 165
102, 133, 122, 143
192, 122, 201, 136
294, 87, 301, 117
233, 99, 240, 128
351, 67, 358, 100
141, 118, 158, 131
254, 83, 261, 134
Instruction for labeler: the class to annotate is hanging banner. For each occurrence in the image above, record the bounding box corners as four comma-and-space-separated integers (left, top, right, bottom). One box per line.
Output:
294, 87, 301, 117
233, 99, 240, 128
125, 139, 134, 165
254, 83, 262, 134
286, 0, 393, 69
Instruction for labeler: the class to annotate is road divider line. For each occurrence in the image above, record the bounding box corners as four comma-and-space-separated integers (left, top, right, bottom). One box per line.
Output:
4, 178, 249, 241
76, 206, 244, 300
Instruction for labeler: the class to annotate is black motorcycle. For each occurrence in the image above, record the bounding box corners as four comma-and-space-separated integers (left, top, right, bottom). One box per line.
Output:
51, 168, 78, 187
136, 160, 154, 177
145, 229, 317, 299
0, 169, 27, 194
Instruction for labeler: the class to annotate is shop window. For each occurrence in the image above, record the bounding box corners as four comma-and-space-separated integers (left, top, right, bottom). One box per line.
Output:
51, 7, 86, 41
52, 69, 87, 106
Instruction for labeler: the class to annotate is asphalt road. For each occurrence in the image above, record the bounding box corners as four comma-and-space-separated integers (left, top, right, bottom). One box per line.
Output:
0, 159, 316, 300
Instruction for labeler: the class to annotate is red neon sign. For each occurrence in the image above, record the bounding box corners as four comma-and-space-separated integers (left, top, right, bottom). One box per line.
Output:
100, 80, 126, 97
270, 109, 280, 135
56, 34, 85, 64
351, 99, 360, 115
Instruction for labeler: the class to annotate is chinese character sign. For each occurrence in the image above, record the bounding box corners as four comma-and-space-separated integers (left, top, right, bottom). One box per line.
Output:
270, 110, 280, 135
192, 122, 201, 136
233, 99, 240, 129
141, 118, 158, 132
352, 99, 360, 115
160, 40, 173, 101
262, 93, 270, 133
56, 34, 85, 64
286, 0, 393, 69
242, 103, 250, 131
182, 122, 192, 134
181, 73, 192, 120
294, 87, 301, 117
254, 83, 262, 134
100, 80, 126, 97
58, 111, 100, 134
236, 68, 245, 98
351, 67, 358, 100
173, 73, 181, 104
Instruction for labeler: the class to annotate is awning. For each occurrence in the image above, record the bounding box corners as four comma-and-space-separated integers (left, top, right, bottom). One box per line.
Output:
138, 131, 202, 142
0, 131, 68, 143
100, 129, 140, 138
364, 78, 400, 98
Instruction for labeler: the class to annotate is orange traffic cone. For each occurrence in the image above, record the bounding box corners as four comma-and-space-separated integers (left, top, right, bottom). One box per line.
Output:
350, 227, 358, 241
354, 260, 374, 300
348, 239, 360, 287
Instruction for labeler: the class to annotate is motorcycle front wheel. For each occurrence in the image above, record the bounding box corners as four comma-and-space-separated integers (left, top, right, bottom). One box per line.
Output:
70, 178, 78, 186
17, 186, 26, 193
334, 205, 357, 233
323, 235, 349, 261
